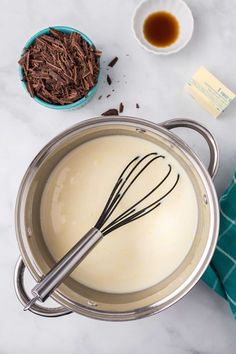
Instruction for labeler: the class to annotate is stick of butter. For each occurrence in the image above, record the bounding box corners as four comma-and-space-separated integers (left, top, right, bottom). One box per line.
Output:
185, 66, 236, 118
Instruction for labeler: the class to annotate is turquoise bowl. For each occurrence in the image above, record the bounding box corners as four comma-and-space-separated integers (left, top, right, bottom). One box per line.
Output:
19, 26, 100, 110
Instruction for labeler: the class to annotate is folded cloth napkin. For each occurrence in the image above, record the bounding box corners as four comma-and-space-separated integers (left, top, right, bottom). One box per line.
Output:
202, 172, 236, 318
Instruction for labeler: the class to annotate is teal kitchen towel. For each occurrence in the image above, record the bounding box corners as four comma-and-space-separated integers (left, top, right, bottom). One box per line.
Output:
202, 172, 236, 318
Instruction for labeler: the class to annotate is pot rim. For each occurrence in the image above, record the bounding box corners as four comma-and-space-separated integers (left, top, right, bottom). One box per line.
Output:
15, 116, 219, 321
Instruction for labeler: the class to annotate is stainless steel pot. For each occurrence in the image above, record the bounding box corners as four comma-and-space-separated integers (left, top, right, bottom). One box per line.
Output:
14, 116, 219, 320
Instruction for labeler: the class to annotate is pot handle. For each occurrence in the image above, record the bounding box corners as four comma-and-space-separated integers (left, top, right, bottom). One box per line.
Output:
14, 257, 72, 317
160, 118, 219, 179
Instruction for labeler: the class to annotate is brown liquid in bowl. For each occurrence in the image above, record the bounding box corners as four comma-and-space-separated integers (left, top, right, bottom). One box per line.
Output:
143, 11, 179, 48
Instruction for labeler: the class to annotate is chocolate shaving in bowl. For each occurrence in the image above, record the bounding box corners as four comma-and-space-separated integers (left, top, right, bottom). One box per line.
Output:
107, 74, 112, 85
136, 103, 140, 109
18, 28, 101, 105
101, 108, 119, 116
108, 56, 118, 67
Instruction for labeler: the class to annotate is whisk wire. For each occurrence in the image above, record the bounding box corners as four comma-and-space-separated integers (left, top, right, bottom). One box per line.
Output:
95, 152, 180, 236
102, 173, 180, 235
99, 153, 163, 227
104, 163, 172, 229
95, 156, 139, 229
96, 153, 162, 229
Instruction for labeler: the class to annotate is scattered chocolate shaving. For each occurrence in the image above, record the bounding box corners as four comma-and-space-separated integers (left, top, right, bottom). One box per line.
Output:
107, 74, 112, 85
98, 95, 102, 100
136, 103, 140, 108
18, 28, 101, 105
106, 94, 111, 98
101, 109, 119, 116
119, 102, 124, 113
108, 56, 118, 68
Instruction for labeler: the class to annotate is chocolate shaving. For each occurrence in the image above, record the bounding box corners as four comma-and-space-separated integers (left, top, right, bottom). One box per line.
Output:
108, 56, 118, 67
101, 109, 119, 116
119, 102, 124, 113
49, 28, 64, 40
18, 28, 101, 105
107, 74, 112, 85
136, 103, 140, 109
26, 80, 34, 97
98, 95, 102, 100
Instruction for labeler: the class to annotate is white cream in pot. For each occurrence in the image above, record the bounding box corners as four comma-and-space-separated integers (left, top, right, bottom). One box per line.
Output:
40, 135, 198, 293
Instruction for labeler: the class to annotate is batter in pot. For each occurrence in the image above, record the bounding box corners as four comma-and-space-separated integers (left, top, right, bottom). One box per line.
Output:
40, 135, 198, 293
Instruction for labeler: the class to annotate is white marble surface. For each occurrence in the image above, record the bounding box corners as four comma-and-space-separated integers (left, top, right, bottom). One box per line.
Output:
1, 0, 236, 353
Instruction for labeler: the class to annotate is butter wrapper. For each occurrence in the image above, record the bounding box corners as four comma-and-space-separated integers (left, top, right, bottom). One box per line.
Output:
185, 66, 236, 118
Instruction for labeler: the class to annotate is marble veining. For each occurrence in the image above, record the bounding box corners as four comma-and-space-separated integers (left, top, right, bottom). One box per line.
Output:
1, 0, 236, 353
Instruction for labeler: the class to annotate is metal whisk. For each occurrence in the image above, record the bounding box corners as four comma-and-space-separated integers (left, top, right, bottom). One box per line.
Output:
25, 152, 179, 311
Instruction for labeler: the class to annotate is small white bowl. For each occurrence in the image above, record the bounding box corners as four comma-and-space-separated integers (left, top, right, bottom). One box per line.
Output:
132, 0, 194, 55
